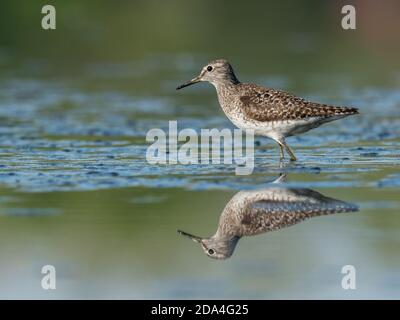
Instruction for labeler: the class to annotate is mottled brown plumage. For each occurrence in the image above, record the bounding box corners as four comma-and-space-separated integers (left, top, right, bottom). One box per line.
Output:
177, 59, 359, 161
238, 85, 358, 122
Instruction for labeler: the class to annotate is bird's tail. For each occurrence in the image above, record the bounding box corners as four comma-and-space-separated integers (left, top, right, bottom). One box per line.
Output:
330, 106, 359, 116
312, 105, 359, 124
307, 103, 359, 119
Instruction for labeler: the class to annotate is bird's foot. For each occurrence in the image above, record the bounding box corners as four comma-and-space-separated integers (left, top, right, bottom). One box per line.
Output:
273, 173, 288, 184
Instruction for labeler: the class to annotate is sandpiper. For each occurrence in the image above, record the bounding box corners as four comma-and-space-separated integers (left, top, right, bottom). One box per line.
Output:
178, 175, 358, 259
177, 59, 359, 161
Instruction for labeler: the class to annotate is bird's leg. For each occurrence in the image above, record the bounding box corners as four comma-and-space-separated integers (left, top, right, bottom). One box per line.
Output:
275, 140, 285, 161
284, 143, 297, 161
279, 144, 285, 160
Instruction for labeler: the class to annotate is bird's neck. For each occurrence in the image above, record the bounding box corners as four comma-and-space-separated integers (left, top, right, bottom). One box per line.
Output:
212, 76, 240, 89
213, 80, 240, 105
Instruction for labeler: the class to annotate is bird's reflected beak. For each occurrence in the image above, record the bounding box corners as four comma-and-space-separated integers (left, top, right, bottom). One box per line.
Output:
176, 76, 201, 90
177, 230, 202, 243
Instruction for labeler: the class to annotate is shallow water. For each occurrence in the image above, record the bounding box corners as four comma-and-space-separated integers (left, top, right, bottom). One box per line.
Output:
0, 62, 399, 299
1, 1, 400, 299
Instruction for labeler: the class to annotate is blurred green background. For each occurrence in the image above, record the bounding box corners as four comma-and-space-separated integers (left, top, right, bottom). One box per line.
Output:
1, 0, 399, 81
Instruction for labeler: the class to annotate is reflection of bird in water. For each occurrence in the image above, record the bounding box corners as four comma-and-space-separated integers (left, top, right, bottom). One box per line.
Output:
178, 176, 358, 260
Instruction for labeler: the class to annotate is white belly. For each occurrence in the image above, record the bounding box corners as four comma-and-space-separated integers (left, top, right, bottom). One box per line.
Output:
227, 113, 328, 139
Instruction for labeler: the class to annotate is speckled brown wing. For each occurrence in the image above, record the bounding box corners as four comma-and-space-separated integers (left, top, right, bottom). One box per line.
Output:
239, 189, 358, 236
238, 85, 358, 122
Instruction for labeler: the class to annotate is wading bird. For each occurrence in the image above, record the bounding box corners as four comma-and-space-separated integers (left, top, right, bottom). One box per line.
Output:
177, 59, 359, 161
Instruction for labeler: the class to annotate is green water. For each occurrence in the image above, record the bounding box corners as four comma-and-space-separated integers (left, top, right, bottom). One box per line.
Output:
0, 1, 399, 298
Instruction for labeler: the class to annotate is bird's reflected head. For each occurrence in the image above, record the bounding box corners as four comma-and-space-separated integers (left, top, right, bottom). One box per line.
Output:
178, 230, 239, 260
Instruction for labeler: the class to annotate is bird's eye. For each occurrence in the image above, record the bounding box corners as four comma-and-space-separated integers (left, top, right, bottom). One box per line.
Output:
207, 66, 213, 72
208, 249, 215, 255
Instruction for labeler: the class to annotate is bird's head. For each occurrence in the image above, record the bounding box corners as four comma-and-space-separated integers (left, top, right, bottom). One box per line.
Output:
178, 229, 239, 260
176, 59, 239, 90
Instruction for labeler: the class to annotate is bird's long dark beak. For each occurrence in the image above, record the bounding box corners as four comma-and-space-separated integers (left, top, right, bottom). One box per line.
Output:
177, 229, 202, 243
176, 76, 201, 90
